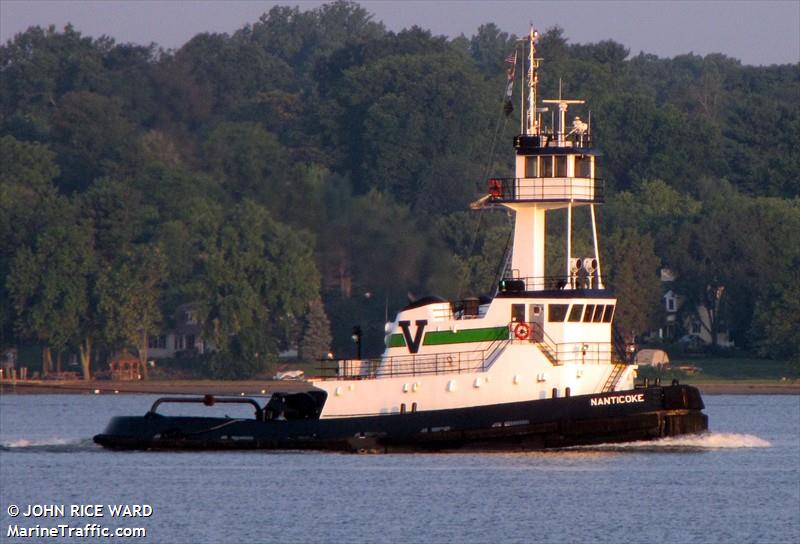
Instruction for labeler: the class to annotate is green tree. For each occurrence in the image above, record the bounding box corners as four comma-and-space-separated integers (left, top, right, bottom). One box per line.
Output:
50, 91, 141, 192
432, 210, 511, 297
2, 10, 798, 366
81, 177, 156, 261
603, 179, 701, 257
0, 136, 60, 347
247, 1, 384, 81
0, 25, 109, 139
602, 228, 663, 339
751, 274, 800, 363
666, 183, 799, 347
469, 23, 517, 77
96, 248, 165, 379
193, 201, 319, 378
298, 298, 333, 363
6, 199, 94, 377
320, 190, 425, 297
203, 121, 289, 203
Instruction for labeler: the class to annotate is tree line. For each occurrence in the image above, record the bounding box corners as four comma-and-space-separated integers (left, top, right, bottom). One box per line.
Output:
1, 1, 798, 378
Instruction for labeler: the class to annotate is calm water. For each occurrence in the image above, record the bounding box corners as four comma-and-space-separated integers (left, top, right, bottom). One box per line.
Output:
1, 393, 798, 543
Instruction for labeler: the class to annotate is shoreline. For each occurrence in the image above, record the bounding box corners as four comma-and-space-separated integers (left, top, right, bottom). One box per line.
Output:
1, 379, 798, 396
0, 379, 311, 396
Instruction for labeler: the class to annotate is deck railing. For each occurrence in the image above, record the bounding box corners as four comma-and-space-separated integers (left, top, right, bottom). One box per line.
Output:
538, 342, 615, 366
316, 337, 511, 380
488, 177, 604, 203
499, 273, 604, 292
315, 318, 619, 381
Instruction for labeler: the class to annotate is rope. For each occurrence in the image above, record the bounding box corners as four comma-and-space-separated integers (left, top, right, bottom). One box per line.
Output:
456, 106, 511, 299
492, 218, 514, 293
183, 419, 245, 436
456, 50, 520, 299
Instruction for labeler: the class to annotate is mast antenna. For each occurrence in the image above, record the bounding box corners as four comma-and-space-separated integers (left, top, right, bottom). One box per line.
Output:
525, 26, 541, 135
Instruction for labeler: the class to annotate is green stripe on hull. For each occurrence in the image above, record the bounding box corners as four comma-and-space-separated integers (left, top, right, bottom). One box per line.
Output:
389, 326, 508, 348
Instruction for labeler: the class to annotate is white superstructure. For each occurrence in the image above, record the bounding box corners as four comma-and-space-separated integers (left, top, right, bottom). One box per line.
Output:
311, 27, 636, 418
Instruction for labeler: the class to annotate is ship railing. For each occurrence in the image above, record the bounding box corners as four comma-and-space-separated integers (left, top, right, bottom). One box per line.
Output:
499, 273, 604, 292
315, 338, 511, 380
450, 298, 491, 320
427, 299, 492, 321
514, 132, 594, 150
431, 305, 454, 320
488, 177, 604, 203
551, 343, 614, 366
511, 333, 614, 366
518, 322, 615, 366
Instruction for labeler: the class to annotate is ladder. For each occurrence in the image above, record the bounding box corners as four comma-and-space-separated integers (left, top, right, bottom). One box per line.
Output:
602, 363, 627, 392
536, 342, 558, 365
528, 322, 560, 365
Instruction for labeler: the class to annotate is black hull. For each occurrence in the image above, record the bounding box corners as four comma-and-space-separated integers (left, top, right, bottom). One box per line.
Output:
93, 385, 707, 453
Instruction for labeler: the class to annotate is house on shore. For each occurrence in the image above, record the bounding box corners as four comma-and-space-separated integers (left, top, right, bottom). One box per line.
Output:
147, 303, 208, 359
648, 268, 734, 347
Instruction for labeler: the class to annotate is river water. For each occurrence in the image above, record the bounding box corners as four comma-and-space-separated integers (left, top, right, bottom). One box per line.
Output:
1, 393, 798, 543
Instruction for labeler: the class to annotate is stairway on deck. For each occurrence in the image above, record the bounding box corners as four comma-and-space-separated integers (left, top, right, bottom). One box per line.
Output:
601, 363, 628, 392
535, 342, 558, 365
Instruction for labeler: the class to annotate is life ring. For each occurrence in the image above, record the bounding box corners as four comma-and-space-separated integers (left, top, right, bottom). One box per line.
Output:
514, 322, 531, 340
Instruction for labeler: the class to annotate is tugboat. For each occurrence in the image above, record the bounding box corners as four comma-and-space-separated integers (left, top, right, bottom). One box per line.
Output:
94, 28, 707, 452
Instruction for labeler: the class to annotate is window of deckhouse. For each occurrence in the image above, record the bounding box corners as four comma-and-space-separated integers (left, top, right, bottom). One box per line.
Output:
555, 156, 567, 177
568, 304, 584, 322
511, 304, 525, 323
541, 156, 553, 177
548, 304, 569, 322
576, 155, 592, 178
583, 304, 596, 322
525, 156, 538, 177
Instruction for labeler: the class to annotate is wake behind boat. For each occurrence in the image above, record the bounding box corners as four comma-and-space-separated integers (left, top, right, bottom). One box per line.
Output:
94, 27, 708, 452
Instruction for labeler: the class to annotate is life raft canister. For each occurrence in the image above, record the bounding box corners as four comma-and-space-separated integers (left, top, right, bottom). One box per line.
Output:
513, 322, 531, 340
488, 178, 502, 198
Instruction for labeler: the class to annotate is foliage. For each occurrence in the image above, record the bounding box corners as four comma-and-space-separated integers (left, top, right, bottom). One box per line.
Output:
95, 248, 165, 356
192, 201, 319, 366
601, 228, 663, 337
298, 298, 333, 363
751, 276, 800, 364
195, 350, 266, 380
0, 136, 61, 346
1, 4, 798, 373
638, 356, 799, 383
6, 199, 93, 355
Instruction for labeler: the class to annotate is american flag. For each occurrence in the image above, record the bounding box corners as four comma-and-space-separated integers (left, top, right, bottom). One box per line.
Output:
505, 51, 517, 65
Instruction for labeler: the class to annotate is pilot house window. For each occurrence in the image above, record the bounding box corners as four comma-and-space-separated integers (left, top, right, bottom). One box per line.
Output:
568, 304, 584, 322
525, 156, 538, 177
541, 156, 553, 177
576, 155, 592, 178
555, 156, 567, 177
548, 304, 569, 322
